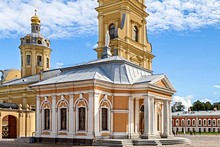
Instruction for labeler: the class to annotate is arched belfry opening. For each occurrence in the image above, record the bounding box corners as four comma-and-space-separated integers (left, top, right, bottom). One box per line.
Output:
2, 115, 17, 138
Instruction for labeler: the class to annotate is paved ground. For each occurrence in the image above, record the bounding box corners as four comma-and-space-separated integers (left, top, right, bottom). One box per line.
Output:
0, 135, 220, 146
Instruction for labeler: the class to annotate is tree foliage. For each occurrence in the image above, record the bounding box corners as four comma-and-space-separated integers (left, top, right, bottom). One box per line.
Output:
172, 102, 185, 112
192, 100, 219, 111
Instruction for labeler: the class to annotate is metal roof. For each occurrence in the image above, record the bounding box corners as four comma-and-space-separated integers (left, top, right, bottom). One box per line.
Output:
1, 69, 61, 86
31, 56, 166, 87
172, 110, 220, 116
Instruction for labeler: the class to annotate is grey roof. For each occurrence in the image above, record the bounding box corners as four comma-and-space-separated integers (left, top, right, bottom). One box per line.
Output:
172, 110, 220, 116
1, 69, 61, 86
0, 103, 18, 109
31, 56, 166, 87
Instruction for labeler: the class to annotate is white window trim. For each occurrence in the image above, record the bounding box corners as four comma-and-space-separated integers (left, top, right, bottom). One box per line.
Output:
198, 119, 202, 126
203, 119, 207, 126
208, 119, 212, 126
213, 119, 216, 126
76, 106, 87, 133
187, 119, 191, 126
176, 119, 179, 126
192, 119, 196, 126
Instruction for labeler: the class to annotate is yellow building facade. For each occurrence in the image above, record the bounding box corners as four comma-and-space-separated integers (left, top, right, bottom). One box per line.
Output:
95, 0, 154, 70
0, 12, 52, 140
31, 1, 176, 145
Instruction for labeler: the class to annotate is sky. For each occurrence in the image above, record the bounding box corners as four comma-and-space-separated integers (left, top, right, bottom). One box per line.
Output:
0, 0, 220, 109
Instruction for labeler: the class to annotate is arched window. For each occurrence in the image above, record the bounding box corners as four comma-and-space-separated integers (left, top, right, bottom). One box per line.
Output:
208, 119, 211, 126
181, 119, 185, 126
37, 55, 42, 66
218, 119, 220, 126
79, 107, 86, 131
134, 26, 138, 42
213, 119, 216, 126
176, 119, 179, 126
109, 23, 115, 39
199, 119, 202, 126
26, 55, 31, 65
44, 109, 50, 130
203, 119, 207, 126
187, 119, 191, 126
60, 108, 67, 130
46, 58, 50, 68
192, 119, 196, 126
102, 108, 108, 131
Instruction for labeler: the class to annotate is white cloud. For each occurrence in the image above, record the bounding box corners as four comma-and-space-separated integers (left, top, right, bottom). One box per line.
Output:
53, 62, 64, 68
0, 0, 220, 39
173, 95, 193, 110
214, 85, 220, 88
146, 0, 220, 33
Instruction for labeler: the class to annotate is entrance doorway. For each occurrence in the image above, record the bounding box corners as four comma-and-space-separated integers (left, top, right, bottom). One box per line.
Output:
139, 105, 144, 134
2, 115, 17, 138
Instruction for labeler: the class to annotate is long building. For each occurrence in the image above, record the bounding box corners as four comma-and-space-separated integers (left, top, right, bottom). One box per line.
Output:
172, 109, 220, 133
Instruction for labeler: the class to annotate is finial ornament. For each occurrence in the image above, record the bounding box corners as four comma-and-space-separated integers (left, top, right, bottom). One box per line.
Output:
35, 9, 37, 15
105, 30, 110, 47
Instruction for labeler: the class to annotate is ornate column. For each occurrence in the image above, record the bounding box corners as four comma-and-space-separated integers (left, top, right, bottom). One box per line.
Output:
150, 98, 155, 135
51, 95, 57, 137
162, 100, 169, 138
134, 99, 139, 135
168, 101, 173, 136
142, 96, 151, 139
68, 94, 74, 137
87, 92, 94, 138
35, 95, 41, 137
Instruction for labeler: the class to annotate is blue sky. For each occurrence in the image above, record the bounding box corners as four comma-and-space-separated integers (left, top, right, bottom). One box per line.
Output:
0, 0, 220, 108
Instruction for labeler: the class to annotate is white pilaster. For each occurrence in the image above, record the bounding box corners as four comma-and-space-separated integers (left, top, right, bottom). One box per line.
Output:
128, 97, 135, 138
135, 99, 139, 134
35, 96, 41, 137
88, 92, 94, 137
68, 94, 74, 137
94, 92, 100, 137
51, 95, 57, 137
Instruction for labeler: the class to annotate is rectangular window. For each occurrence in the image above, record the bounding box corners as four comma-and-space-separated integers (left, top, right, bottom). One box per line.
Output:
37, 56, 42, 66
60, 108, 67, 130
44, 109, 50, 130
46, 58, 49, 68
102, 108, 108, 131
26, 55, 31, 65
79, 107, 85, 131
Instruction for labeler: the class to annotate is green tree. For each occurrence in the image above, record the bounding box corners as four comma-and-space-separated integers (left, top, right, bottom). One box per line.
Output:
213, 102, 220, 110
172, 102, 185, 112
205, 101, 213, 110
192, 100, 205, 111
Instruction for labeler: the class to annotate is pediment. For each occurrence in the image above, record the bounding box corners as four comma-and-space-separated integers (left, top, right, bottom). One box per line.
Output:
150, 75, 176, 91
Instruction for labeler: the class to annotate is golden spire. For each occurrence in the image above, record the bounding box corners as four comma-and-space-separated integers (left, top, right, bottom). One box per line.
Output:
31, 9, 41, 25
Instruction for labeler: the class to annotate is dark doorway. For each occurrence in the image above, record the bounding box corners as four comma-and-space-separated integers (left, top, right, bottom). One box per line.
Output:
139, 105, 144, 134
2, 115, 17, 138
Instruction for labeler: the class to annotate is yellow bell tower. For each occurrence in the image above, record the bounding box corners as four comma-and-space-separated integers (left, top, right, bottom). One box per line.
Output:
96, 0, 154, 70
19, 10, 51, 78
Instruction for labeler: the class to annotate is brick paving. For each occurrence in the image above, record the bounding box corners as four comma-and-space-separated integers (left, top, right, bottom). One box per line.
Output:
1, 135, 220, 146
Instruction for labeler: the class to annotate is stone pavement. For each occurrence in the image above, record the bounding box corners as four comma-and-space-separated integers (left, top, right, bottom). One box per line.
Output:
1, 135, 220, 146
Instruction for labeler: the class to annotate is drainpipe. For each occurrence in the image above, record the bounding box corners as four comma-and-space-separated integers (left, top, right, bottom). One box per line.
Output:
0, 70, 3, 85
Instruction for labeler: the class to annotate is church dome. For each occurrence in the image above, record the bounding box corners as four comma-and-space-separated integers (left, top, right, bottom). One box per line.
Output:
31, 13, 41, 25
